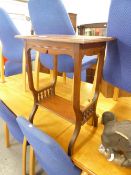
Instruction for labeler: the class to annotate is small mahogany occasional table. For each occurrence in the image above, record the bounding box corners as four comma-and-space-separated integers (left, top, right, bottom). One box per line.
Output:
16, 35, 114, 156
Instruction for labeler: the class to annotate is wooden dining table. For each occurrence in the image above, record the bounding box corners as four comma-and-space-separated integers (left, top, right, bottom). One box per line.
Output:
56, 122, 131, 175
16, 34, 114, 156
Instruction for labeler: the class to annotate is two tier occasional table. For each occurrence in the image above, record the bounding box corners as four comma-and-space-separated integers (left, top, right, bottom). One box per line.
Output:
16, 35, 114, 156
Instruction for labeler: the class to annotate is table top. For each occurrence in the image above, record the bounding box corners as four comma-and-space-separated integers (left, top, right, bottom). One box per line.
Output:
16, 34, 114, 44
1, 74, 131, 175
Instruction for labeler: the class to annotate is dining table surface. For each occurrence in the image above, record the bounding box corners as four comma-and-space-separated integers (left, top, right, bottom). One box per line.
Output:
1, 71, 131, 175
56, 121, 131, 175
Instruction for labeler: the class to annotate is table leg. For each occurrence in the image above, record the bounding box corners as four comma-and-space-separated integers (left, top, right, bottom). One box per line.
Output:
92, 50, 105, 127
68, 117, 82, 156
25, 46, 58, 122
34, 51, 40, 90
88, 47, 106, 127
29, 104, 38, 123
52, 55, 58, 87
68, 44, 82, 156
25, 47, 38, 122
25, 48, 36, 92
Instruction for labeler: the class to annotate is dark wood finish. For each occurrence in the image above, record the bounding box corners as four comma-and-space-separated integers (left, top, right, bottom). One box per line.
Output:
78, 23, 107, 84
78, 22, 107, 29
16, 34, 114, 156
78, 22, 107, 35
17, 35, 112, 43
86, 67, 95, 83
68, 13, 77, 32
39, 95, 76, 123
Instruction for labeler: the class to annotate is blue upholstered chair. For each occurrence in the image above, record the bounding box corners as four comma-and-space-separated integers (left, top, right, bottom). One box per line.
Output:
0, 100, 28, 174
103, 0, 131, 99
0, 100, 24, 145
17, 116, 82, 175
0, 8, 34, 90
28, 0, 97, 87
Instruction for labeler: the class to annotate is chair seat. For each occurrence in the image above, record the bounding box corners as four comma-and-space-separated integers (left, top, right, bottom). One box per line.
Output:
40, 54, 97, 74
40, 54, 74, 72
5, 50, 36, 76
0, 8, 36, 83
5, 61, 22, 76
81, 55, 97, 70
17, 116, 81, 175
0, 100, 24, 143
67, 55, 97, 81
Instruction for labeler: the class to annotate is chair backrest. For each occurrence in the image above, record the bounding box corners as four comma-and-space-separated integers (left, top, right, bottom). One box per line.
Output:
28, 0, 75, 35
17, 117, 81, 175
0, 100, 24, 143
0, 8, 23, 62
103, 0, 131, 92
28, 0, 76, 72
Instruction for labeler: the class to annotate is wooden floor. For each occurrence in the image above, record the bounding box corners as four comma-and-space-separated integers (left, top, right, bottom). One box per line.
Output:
0, 73, 131, 175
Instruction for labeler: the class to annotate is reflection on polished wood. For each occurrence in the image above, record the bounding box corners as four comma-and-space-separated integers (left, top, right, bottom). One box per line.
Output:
56, 95, 131, 175
57, 123, 131, 175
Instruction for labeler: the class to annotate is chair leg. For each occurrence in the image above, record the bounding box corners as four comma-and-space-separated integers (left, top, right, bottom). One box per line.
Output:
4, 123, 10, 147
113, 87, 119, 101
29, 146, 35, 175
63, 72, 66, 83
0, 44, 5, 83
81, 171, 89, 175
50, 69, 55, 79
22, 48, 26, 91
22, 137, 27, 175
34, 51, 40, 90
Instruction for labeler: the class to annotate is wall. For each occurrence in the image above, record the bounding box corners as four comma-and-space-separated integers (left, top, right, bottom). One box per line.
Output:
0, 0, 111, 32
62, 0, 111, 25
0, 0, 31, 34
